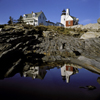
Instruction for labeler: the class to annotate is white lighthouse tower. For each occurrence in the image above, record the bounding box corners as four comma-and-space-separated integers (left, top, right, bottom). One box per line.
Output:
61, 9, 66, 27
66, 8, 70, 16
61, 8, 79, 27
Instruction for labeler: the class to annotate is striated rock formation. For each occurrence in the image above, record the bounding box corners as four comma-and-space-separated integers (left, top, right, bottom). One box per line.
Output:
67, 23, 100, 32
0, 24, 100, 79
80, 32, 100, 39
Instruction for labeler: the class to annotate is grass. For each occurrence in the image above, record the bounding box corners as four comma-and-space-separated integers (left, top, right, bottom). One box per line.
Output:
2, 24, 87, 37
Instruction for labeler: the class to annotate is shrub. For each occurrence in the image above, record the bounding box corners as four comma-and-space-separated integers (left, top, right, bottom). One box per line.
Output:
75, 28, 82, 32
0, 24, 6, 28
35, 25, 48, 32
23, 24, 34, 29
8, 16, 13, 25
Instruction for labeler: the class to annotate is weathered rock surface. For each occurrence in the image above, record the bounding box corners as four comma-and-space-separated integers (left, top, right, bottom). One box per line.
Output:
67, 23, 100, 32
79, 85, 96, 90
80, 32, 100, 39
35, 34, 100, 59
0, 24, 100, 79
0, 28, 2, 31
97, 77, 100, 84
97, 18, 100, 24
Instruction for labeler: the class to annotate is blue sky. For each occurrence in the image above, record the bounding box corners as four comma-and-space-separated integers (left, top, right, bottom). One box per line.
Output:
0, 0, 100, 25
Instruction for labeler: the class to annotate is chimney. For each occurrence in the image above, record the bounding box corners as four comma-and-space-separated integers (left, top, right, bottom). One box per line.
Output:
32, 11, 33, 13
66, 8, 70, 15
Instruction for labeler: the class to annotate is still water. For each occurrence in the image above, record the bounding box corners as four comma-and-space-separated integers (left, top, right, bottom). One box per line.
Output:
0, 64, 100, 100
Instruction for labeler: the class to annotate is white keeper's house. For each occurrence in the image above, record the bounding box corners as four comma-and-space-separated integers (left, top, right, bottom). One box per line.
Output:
23, 11, 47, 26
23, 11, 64, 27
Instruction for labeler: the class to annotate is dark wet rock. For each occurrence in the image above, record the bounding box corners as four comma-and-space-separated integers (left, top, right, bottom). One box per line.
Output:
4, 59, 22, 77
23, 64, 30, 71
86, 85, 96, 90
97, 77, 100, 84
0, 43, 23, 58
79, 86, 96, 90
73, 51, 81, 56
0, 24, 100, 76
79, 86, 86, 89
35, 34, 100, 62
0, 43, 11, 51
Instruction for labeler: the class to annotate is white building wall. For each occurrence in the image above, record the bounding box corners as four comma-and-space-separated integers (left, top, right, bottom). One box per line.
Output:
61, 64, 66, 76
66, 16, 73, 21
38, 13, 47, 25
66, 9, 70, 16
23, 13, 39, 26
46, 21, 54, 26
61, 64, 73, 83
61, 15, 66, 26
66, 71, 73, 83
23, 17, 38, 26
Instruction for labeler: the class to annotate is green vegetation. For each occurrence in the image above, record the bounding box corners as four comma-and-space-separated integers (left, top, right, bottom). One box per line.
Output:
7, 15, 24, 25
8, 16, 13, 25
23, 24, 34, 29
0, 24, 7, 28
33, 25, 86, 37
6, 15, 86, 37
17, 15, 24, 23
2, 22, 87, 37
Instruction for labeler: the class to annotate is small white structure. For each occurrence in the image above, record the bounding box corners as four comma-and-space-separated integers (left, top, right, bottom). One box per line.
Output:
46, 20, 55, 26
56, 22, 64, 27
61, 9, 79, 27
61, 64, 78, 83
23, 66, 47, 80
61, 64, 73, 83
23, 11, 47, 26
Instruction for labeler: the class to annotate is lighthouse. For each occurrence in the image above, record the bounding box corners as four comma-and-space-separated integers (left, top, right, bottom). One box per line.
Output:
61, 8, 79, 27
61, 9, 66, 27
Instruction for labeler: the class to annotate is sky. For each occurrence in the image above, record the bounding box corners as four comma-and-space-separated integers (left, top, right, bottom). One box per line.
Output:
0, 0, 100, 25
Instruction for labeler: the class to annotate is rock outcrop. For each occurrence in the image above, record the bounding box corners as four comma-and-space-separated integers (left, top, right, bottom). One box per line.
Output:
67, 23, 100, 32
80, 32, 100, 39
0, 24, 100, 79
97, 18, 100, 24
67, 23, 100, 39
0, 28, 2, 31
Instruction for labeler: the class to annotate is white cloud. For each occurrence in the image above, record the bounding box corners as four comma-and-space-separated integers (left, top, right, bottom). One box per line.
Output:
79, 19, 97, 25
79, 19, 91, 25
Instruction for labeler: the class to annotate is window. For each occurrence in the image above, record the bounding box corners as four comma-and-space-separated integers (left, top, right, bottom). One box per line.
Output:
23, 15, 26, 18
68, 67, 71, 71
68, 21, 70, 25
33, 14, 35, 17
26, 15, 28, 18
40, 16, 41, 19
30, 21, 33, 23
35, 20, 37, 22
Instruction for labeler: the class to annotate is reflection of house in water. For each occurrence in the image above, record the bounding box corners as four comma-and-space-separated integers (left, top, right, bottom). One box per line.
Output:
23, 67, 47, 80
61, 64, 79, 83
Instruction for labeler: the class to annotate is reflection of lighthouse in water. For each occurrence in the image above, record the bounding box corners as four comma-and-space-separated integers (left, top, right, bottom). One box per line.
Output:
61, 64, 78, 83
